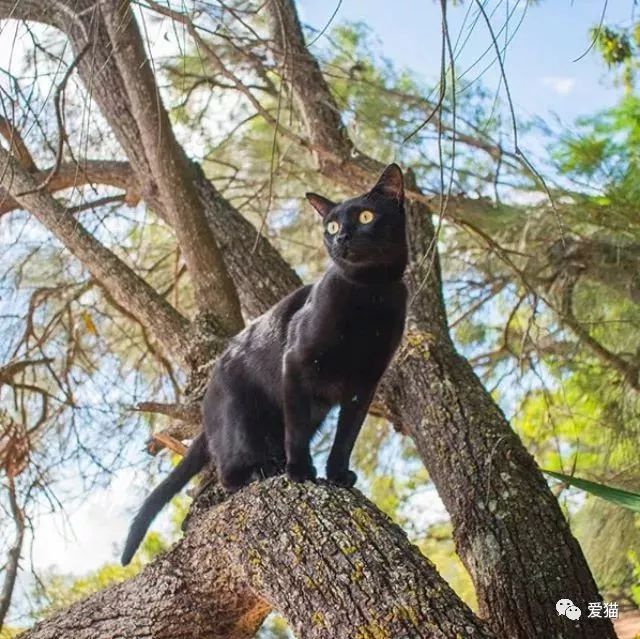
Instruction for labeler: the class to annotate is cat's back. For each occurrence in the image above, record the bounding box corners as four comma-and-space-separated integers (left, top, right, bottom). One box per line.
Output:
245, 283, 314, 348
212, 284, 313, 382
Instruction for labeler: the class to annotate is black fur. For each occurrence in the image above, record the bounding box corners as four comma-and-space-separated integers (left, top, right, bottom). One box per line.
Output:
121, 164, 408, 565
120, 433, 207, 565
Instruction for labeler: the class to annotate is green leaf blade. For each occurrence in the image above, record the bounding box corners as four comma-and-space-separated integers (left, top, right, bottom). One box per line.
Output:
544, 470, 640, 513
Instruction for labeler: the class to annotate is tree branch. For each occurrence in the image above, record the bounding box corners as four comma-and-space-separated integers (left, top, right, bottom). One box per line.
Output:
0, 116, 37, 172
560, 276, 639, 389
266, 0, 353, 166
386, 196, 615, 638
0, 478, 25, 630
264, 3, 616, 637
0, 358, 54, 383
0, 4, 617, 638
0, 0, 295, 326
545, 236, 640, 306
134, 401, 200, 424
33, 43, 90, 192
193, 172, 302, 318
0, 146, 191, 366
99, 0, 242, 332
21, 479, 494, 639
0, 160, 139, 215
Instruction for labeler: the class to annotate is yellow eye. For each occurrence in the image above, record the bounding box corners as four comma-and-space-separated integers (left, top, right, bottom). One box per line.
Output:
327, 220, 340, 235
359, 210, 374, 224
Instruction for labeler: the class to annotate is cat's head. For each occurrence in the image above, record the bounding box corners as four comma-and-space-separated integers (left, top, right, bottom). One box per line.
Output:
306, 164, 407, 281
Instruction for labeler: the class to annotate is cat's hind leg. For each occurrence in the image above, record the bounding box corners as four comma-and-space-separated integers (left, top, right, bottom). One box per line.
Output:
212, 390, 285, 492
220, 457, 284, 492
220, 462, 261, 493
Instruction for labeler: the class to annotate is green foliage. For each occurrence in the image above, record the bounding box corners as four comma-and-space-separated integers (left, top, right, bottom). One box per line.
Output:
431, 19, 640, 608
166, 16, 640, 613
589, 21, 640, 91
416, 522, 476, 608
517, 364, 639, 468
592, 26, 632, 67
10, 13, 640, 631
573, 501, 640, 601
556, 94, 640, 196
33, 562, 141, 618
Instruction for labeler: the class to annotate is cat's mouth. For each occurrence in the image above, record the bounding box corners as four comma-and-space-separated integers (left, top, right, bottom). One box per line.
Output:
334, 249, 380, 268
334, 244, 351, 259
333, 242, 387, 265
334, 244, 365, 264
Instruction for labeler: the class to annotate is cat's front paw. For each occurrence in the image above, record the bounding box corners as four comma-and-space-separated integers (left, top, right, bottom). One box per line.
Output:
286, 461, 317, 483
327, 468, 358, 488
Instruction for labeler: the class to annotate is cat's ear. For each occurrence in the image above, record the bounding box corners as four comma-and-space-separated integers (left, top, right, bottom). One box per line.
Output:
306, 192, 335, 218
370, 163, 404, 201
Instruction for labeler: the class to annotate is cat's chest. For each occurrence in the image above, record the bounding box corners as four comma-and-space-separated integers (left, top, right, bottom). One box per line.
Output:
299, 291, 404, 379
316, 328, 390, 382
332, 299, 397, 346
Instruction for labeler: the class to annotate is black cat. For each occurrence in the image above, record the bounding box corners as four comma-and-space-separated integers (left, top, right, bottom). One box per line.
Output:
121, 164, 408, 565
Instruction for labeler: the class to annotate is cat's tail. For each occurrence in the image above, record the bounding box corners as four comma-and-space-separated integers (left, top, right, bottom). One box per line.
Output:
121, 433, 208, 566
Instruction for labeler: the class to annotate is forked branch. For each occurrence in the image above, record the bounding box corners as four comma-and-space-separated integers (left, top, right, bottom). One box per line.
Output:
0, 146, 191, 365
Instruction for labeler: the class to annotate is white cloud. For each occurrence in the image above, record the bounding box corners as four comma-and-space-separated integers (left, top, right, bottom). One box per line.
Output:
542, 76, 576, 96
7, 468, 175, 624
29, 470, 135, 574
29, 468, 173, 575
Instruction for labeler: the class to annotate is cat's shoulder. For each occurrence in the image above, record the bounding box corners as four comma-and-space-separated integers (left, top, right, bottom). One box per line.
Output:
274, 283, 314, 318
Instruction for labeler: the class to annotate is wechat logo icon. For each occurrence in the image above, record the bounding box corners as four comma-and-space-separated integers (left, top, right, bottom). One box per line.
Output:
556, 599, 582, 621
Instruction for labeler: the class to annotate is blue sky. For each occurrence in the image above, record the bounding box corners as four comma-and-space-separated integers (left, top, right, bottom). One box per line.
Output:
298, 0, 632, 128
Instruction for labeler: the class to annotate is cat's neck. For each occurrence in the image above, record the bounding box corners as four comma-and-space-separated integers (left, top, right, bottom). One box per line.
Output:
329, 259, 407, 287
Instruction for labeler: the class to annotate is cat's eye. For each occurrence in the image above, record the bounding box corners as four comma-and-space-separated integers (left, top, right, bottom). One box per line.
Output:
326, 221, 340, 235
359, 210, 374, 224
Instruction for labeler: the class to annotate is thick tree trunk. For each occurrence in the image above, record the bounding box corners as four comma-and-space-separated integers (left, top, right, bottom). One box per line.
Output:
390, 348, 613, 638
194, 171, 302, 319
21, 479, 495, 639
381, 196, 616, 638
100, 0, 243, 332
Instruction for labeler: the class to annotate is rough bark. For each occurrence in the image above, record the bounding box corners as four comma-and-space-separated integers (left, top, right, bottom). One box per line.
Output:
100, 0, 243, 332
0, 0, 243, 334
265, 0, 353, 165
21, 479, 495, 639
0, 115, 37, 171
0, 0, 301, 322
0, 479, 25, 630
384, 196, 615, 638
0, 2, 617, 638
194, 169, 302, 319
